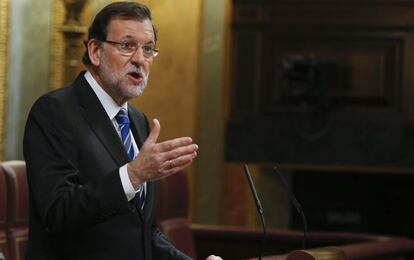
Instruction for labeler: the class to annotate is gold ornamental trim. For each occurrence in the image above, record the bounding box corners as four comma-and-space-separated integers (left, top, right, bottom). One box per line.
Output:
0, 0, 10, 160
50, 0, 89, 89
50, 0, 65, 90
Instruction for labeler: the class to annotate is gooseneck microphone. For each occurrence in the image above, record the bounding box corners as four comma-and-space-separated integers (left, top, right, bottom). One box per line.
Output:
273, 166, 307, 249
243, 164, 266, 260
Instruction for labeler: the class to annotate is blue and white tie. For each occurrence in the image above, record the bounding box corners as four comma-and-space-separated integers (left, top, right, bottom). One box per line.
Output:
115, 108, 145, 208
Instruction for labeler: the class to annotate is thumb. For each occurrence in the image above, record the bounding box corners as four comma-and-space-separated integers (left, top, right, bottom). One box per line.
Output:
146, 118, 160, 144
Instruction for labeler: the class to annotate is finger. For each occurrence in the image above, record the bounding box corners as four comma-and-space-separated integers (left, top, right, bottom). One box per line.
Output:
146, 118, 160, 144
155, 137, 193, 152
161, 152, 197, 172
162, 160, 193, 176
162, 144, 199, 161
160, 159, 175, 171
173, 152, 197, 168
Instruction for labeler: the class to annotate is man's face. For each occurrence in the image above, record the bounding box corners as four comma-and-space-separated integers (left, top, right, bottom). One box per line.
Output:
93, 18, 155, 105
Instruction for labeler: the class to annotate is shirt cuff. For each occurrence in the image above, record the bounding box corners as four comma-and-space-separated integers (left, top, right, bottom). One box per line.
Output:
119, 164, 140, 201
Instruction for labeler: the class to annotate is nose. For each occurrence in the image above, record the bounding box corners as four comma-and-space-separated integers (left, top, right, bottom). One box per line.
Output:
130, 46, 145, 65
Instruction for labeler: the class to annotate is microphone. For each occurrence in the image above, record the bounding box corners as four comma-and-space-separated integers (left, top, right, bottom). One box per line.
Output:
273, 166, 307, 249
243, 164, 266, 260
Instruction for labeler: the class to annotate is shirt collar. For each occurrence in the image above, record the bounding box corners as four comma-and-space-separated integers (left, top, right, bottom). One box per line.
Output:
84, 71, 128, 120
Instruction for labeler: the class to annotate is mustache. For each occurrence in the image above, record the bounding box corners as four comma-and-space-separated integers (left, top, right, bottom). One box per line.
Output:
127, 67, 145, 78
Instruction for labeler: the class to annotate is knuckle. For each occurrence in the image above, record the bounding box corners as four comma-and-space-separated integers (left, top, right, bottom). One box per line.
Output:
154, 157, 163, 166
150, 144, 159, 153
172, 150, 180, 158
168, 142, 176, 150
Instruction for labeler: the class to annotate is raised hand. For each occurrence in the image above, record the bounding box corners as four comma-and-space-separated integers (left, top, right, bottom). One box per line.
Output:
127, 118, 198, 188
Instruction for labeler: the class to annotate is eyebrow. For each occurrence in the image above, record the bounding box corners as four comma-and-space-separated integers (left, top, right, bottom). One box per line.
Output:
120, 35, 155, 45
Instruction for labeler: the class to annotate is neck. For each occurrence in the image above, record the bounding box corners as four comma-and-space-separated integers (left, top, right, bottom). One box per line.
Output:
88, 68, 127, 106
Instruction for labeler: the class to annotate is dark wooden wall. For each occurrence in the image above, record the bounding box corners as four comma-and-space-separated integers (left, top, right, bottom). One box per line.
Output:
226, 0, 414, 167
223, 0, 414, 237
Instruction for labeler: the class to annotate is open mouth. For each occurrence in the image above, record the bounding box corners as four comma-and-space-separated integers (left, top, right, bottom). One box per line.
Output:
128, 71, 142, 79
128, 71, 143, 84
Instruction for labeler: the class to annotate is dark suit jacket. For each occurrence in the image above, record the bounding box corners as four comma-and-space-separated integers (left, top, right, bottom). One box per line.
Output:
23, 72, 190, 260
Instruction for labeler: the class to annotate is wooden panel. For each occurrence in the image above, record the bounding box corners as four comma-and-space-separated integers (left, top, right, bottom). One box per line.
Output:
292, 171, 414, 237
233, 4, 262, 24
230, 30, 262, 115
230, 0, 414, 120
220, 163, 258, 227
263, 5, 414, 28
227, 0, 414, 166
234, 0, 414, 29
261, 34, 403, 113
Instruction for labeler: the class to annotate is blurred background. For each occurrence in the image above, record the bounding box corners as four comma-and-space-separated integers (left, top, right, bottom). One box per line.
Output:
1, 0, 414, 240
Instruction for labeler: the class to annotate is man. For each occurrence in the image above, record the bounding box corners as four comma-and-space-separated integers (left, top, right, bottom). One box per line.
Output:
24, 2, 220, 259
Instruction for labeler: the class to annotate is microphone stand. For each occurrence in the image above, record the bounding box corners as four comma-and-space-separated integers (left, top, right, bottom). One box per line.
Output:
243, 164, 266, 260
274, 166, 307, 249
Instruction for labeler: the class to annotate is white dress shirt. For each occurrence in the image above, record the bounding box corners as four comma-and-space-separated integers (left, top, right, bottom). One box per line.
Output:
84, 71, 145, 202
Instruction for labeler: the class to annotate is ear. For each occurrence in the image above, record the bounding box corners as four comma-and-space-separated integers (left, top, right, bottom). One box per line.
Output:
87, 39, 102, 67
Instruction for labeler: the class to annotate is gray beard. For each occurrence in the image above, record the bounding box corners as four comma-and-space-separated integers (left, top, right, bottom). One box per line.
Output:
135, 76, 148, 96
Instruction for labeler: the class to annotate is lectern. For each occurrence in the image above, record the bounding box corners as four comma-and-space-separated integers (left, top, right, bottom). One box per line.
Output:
287, 247, 347, 260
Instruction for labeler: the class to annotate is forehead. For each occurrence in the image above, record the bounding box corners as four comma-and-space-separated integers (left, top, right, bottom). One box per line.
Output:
106, 18, 155, 42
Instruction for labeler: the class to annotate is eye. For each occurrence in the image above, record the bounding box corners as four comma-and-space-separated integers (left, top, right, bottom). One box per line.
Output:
142, 45, 154, 54
120, 42, 136, 52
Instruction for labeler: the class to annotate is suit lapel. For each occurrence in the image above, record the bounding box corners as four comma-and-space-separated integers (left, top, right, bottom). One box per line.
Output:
128, 104, 148, 150
74, 72, 130, 167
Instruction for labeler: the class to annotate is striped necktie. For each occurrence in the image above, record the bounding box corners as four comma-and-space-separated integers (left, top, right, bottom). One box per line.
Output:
115, 108, 145, 208
115, 108, 134, 160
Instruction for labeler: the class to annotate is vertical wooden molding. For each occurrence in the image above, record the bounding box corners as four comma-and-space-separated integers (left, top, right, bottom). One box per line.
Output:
50, 0, 65, 90
50, 0, 88, 90
0, 0, 10, 160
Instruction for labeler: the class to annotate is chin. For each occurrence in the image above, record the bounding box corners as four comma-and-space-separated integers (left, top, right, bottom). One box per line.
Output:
130, 84, 147, 97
